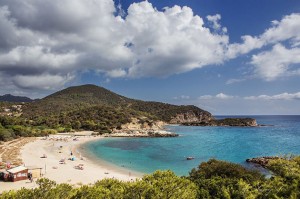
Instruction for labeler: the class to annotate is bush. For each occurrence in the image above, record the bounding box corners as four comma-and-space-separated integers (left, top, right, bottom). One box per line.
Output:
0, 128, 15, 141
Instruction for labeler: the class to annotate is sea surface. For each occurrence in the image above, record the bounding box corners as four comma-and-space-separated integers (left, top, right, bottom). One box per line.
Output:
84, 115, 300, 176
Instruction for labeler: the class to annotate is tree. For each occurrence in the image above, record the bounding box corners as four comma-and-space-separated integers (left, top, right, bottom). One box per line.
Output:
140, 170, 197, 199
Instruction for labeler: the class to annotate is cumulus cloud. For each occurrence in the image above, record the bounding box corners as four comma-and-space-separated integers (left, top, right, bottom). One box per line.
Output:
0, 0, 131, 91
227, 13, 300, 58
0, 0, 299, 92
226, 13, 300, 81
0, 0, 230, 91
198, 93, 234, 100
13, 73, 75, 90
251, 44, 300, 80
125, 3, 229, 77
244, 92, 300, 100
207, 14, 221, 30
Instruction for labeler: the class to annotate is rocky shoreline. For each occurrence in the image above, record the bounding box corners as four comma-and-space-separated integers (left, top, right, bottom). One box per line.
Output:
246, 156, 280, 168
106, 117, 258, 138
106, 129, 178, 137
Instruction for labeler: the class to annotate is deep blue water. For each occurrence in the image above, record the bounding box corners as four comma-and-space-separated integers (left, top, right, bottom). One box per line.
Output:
84, 115, 300, 176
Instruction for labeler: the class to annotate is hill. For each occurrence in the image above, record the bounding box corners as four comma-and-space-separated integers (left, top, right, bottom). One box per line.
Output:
19, 84, 213, 133
0, 94, 33, 102
22, 84, 132, 116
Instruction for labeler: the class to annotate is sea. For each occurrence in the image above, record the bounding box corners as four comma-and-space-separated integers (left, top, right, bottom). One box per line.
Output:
83, 115, 300, 176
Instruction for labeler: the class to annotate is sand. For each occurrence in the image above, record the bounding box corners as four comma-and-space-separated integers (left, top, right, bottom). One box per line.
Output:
0, 133, 143, 193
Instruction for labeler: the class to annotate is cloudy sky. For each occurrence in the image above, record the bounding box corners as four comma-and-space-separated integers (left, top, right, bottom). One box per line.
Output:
0, 0, 299, 115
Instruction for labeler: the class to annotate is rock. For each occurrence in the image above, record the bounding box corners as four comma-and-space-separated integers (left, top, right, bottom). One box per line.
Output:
108, 129, 178, 138
246, 156, 280, 167
170, 110, 213, 124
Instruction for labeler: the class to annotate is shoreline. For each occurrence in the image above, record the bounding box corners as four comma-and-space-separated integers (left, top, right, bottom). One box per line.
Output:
0, 133, 143, 193
75, 137, 145, 178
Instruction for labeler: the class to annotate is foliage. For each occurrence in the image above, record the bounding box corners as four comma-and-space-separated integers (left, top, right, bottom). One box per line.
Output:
0, 85, 212, 141
189, 159, 264, 198
21, 84, 210, 124
0, 171, 197, 199
1, 158, 300, 198
189, 158, 300, 199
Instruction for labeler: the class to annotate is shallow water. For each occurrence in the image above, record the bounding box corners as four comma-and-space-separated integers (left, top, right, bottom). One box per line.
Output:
84, 115, 300, 176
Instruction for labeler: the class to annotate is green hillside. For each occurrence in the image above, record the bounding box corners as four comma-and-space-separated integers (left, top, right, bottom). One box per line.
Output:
22, 84, 132, 116
22, 84, 212, 124
0, 85, 212, 140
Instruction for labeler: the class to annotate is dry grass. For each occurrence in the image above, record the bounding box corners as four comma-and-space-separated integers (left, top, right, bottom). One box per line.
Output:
0, 137, 36, 168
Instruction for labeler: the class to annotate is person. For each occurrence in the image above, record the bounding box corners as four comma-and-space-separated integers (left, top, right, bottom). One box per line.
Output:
28, 172, 33, 183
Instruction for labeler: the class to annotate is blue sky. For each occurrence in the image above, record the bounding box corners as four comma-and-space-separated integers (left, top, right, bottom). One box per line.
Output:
0, 0, 299, 115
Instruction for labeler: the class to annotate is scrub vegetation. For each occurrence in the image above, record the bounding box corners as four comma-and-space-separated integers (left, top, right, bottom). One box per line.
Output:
1, 156, 300, 198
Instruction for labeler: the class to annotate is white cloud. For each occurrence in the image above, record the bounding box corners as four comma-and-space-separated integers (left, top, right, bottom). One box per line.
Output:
227, 13, 300, 58
173, 95, 190, 100
0, 0, 230, 91
216, 93, 234, 99
226, 13, 300, 81
105, 69, 127, 78
207, 14, 223, 32
0, 46, 78, 72
0, 0, 299, 92
125, 3, 229, 77
198, 93, 234, 100
244, 92, 300, 100
251, 44, 300, 80
13, 73, 75, 90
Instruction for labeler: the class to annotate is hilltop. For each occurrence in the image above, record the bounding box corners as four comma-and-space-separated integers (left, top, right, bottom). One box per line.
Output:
22, 84, 212, 122
0, 94, 33, 103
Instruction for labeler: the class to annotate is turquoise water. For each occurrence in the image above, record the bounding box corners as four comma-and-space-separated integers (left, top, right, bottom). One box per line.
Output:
85, 115, 300, 176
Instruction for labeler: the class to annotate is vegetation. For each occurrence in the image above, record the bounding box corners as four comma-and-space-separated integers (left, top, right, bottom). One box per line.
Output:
0, 171, 197, 199
0, 84, 212, 141
21, 85, 210, 122
1, 157, 300, 198
183, 118, 257, 127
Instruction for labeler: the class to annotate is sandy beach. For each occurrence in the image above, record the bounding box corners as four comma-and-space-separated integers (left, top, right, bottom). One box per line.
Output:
0, 132, 143, 193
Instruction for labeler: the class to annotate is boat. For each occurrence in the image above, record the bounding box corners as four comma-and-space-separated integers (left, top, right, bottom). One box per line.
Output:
186, 157, 195, 160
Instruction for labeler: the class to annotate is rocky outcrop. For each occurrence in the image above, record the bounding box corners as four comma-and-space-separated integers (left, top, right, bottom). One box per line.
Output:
182, 118, 258, 127
107, 130, 178, 137
246, 156, 280, 168
170, 110, 213, 124
111, 117, 178, 137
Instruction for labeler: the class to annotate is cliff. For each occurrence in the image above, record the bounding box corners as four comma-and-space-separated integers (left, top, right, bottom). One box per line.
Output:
170, 110, 213, 124
111, 118, 178, 137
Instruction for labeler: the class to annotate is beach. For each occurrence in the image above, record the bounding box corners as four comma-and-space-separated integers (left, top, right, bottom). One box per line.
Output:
0, 132, 142, 193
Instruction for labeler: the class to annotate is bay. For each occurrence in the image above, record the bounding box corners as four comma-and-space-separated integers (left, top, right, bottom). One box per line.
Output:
84, 115, 300, 176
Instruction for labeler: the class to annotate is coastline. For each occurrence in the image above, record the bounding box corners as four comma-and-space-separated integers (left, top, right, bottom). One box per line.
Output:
75, 137, 145, 178
0, 133, 143, 193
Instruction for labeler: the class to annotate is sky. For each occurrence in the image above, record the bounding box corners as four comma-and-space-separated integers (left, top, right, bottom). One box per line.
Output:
0, 0, 299, 115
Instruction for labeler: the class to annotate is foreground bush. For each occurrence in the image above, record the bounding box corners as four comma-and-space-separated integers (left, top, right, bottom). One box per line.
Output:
0, 171, 197, 199
1, 158, 300, 199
